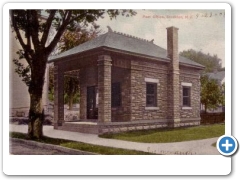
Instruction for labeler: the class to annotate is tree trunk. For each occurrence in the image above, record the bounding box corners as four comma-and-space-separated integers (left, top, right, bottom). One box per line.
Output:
28, 93, 44, 139
205, 103, 207, 113
28, 55, 47, 139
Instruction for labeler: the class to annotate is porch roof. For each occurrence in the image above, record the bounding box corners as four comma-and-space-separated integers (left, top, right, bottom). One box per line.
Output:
48, 30, 204, 69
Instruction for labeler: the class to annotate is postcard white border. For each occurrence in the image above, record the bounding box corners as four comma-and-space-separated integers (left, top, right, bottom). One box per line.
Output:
2, 2, 231, 176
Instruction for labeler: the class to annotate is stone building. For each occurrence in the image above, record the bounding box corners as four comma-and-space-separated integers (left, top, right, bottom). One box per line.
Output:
48, 26, 204, 134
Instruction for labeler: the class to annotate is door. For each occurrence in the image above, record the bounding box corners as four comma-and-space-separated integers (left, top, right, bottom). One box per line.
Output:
87, 86, 98, 119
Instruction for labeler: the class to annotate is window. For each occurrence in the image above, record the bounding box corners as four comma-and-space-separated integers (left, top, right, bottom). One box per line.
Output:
182, 86, 191, 107
146, 83, 157, 107
112, 82, 121, 107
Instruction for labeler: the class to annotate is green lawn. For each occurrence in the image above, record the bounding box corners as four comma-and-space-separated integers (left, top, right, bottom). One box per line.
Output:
10, 132, 153, 155
99, 124, 225, 143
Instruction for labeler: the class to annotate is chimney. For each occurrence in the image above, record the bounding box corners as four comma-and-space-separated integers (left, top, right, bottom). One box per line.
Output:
167, 26, 179, 71
166, 26, 180, 127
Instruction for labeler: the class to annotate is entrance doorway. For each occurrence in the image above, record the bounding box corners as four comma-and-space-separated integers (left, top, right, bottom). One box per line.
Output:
87, 86, 98, 119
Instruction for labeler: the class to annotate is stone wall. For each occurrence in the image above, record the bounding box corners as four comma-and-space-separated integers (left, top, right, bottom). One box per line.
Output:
98, 120, 200, 135
179, 66, 201, 119
55, 54, 201, 126
130, 59, 169, 121
111, 67, 131, 121
56, 119, 200, 135
129, 59, 201, 124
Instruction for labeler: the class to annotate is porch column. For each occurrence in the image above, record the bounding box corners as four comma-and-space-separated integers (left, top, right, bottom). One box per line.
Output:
97, 55, 112, 122
78, 70, 81, 119
79, 68, 87, 119
54, 64, 64, 128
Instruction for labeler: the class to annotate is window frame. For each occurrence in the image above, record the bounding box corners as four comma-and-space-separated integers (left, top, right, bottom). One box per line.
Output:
182, 86, 191, 107
146, 82, 157, 107
181, 82, 192, 109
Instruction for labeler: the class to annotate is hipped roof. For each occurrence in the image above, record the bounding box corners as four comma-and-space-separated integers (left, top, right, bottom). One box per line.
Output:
48, 29, 204, 69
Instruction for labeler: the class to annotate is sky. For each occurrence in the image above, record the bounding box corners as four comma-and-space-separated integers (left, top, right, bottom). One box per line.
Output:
96, 9, 225, 67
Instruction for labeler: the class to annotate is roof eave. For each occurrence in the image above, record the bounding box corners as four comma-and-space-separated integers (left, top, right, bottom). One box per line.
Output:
48, 46, 170, 64
102, 46, 170, 63
47, 47, 104, 63
48, 46, 205, 70
179, 62, 205, 70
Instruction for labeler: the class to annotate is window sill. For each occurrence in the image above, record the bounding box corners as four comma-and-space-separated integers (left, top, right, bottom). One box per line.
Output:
182, 107, 192, 110
145, 107, 159, 110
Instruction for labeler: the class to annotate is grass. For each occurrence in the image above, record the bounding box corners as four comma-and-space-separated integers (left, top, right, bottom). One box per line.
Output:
10, 132, 153, 155
99, 124, 225, 143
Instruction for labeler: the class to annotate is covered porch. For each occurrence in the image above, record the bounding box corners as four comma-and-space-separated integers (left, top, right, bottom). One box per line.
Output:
53, 51, 132, 133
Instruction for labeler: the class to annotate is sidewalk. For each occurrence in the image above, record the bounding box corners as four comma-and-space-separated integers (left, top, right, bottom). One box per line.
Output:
9, 124, 220, 155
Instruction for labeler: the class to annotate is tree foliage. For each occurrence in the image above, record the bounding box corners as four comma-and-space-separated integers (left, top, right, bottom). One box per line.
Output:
58, 23, 101, 53
180, 49, 222, 73
180, 49, 225, 112
220, 82, 225, 107
64, 76, 80, 109
10, 9, 136, 139
48, 63, 54, 101
200, 75, 224, 112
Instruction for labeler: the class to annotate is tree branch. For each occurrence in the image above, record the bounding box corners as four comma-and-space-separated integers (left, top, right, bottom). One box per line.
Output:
63, 10, 68, 21
45, 11, 72, 55
30, 10, 40, 50
10, 10, 33, 67
41, 10, 56, 46
10, 10, 27, 52
68, 11, 88, 25
26, 11, 31, 51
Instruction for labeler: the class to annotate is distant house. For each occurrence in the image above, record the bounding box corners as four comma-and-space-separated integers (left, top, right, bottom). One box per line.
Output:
207, 70, 225, 85
204, 70, 225, 113
48, 26, 204, 134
